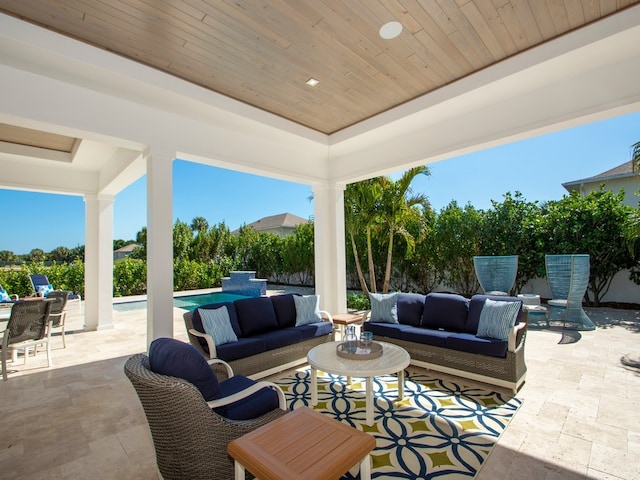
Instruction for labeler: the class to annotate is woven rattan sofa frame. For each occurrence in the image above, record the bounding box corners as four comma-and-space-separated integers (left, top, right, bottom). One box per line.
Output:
369, 310, 528, 394
183, 310, 334, 380
124, 354, 286, 480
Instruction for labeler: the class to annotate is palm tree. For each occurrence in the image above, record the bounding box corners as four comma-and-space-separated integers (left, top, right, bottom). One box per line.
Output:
190, 216, 209, 235
378, 167, 430, 293
344, 179, 383, 295
190, 216, 210, 261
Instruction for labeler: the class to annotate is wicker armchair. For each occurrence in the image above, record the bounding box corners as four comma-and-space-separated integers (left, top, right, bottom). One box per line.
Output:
473, 255, 518, 295
1, 298, 53, 381
46, 290, 71, 348
545, 254, 595, 330
124, 353, 287, 480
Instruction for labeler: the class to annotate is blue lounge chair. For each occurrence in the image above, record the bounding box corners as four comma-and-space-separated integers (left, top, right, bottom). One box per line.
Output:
29, 274, 82, 303
0, 284, 18, 305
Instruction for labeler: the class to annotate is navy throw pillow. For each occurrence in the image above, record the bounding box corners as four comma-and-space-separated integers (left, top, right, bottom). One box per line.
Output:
148, 337, 222, 401
421, 293, 469, 332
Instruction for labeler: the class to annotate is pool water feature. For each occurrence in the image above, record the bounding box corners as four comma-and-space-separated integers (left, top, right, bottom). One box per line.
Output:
113, 292, 249, 312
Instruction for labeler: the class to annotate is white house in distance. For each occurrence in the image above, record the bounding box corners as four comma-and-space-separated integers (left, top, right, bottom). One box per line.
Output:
235, 213, 310, 238
562, 161, 640, 207
113, 243, 138, 261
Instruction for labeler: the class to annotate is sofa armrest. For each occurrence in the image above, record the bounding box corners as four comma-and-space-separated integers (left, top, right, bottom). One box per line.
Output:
362, 310, 371, 322
188, 328, 217, 359
319, 310, 334, 324
508, 322, 527, 352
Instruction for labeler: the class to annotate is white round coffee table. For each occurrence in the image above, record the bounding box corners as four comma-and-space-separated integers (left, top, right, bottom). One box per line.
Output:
307, 341, 410, 426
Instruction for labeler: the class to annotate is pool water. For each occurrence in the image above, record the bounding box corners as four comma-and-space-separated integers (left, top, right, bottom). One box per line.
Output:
113, 292, 249, 311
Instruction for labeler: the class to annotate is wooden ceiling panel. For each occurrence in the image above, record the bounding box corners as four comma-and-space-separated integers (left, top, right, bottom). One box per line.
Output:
0, 0, 638, 134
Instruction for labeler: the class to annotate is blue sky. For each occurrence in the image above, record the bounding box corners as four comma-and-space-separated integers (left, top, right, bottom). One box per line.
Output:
1, 111, 639, 255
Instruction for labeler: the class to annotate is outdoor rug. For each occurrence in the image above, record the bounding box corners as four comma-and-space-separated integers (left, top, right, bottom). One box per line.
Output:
275, 367, 522, 479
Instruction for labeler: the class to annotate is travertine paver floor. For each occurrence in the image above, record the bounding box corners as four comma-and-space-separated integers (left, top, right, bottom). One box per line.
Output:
0, 292, 638, 479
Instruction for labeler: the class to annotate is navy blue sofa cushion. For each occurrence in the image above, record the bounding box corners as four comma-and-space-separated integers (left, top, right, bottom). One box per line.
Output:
253, 328, 304, 350
465, 294, 523, 334
397, 293, 426, 327
215, 338, 267, 362
362, 322, 414, 338
235, 297, 279, 336
270, 293, 298, 328
398, 326, 457, 347
421, 293, 469, 332
445, 332, 508, 358
295, 321, 333, 340
149, 337, 222, 401
218, 375, 280, 420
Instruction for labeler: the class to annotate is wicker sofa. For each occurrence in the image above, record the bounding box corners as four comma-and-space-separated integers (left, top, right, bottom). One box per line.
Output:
184, 293, 334, 379
362, 293, 528, 393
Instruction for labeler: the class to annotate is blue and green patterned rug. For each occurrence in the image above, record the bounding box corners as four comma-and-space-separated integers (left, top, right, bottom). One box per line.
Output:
275, 368, 521, 479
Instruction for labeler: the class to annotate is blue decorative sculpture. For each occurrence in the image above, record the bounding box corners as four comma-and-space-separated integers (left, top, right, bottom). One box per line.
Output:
473, 255, 518, 296
545, 254, 595, 331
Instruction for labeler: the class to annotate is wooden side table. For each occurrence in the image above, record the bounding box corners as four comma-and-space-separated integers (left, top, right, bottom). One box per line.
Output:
332, 312, 364, 340
228, 406, 375, 480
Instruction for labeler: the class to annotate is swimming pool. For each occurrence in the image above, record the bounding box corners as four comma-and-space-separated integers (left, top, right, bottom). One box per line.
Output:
113, 292, 249, 312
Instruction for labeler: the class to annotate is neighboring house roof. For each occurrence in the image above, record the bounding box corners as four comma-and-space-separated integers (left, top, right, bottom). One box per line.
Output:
237, 213, 309, 234
114, 243, 138, 254
563, 161, 635, 191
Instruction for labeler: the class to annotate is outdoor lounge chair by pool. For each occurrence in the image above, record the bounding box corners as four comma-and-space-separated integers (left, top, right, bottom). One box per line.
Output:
0, 284, 18, 305
29, 274, 81, 303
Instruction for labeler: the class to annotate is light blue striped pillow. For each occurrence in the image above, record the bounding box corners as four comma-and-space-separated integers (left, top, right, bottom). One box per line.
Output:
293, 295, 322, 326
197, 306, 238, 346
476, 299, 520, 341
370, 292, 399, 323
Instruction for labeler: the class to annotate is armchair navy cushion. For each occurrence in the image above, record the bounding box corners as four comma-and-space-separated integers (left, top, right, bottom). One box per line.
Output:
149, 337, 280, 420
219, 375, 280, 420
149, 337, 222, 401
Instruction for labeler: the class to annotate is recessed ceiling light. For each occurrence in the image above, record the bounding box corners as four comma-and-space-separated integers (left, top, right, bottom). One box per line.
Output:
379, 21, 402, 40
306, 78, 320, 87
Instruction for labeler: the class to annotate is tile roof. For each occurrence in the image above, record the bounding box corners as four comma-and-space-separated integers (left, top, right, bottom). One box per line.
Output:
563, 160, 635, 188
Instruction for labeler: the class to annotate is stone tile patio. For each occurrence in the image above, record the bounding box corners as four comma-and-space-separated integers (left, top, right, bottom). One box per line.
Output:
1, 291, 638, 479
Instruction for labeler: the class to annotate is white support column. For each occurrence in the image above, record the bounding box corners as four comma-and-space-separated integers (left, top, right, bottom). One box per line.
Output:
83, 194, 114, 331
312, 182, 347, 315
146, 152, 175, 347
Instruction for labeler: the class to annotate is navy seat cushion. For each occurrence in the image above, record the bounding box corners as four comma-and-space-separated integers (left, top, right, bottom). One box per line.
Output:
398, 326, 456, 347
466, 295, 523, 334
234, 297, 279, 336
397, 293, 426, 327
253, 328, 303, 350
215, 338, 267, 362
148, 337, 222, 401
270, 293, 298, 328
295, 321, 333, 340
446, 332, 508, 358
421, 293, 469, 332
191, 302, 241, 354
218, 375, 280, 420
362, 322, 414, 339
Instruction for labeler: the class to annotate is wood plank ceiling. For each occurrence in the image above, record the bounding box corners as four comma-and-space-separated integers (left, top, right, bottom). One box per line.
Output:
1, 0, 638, 135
